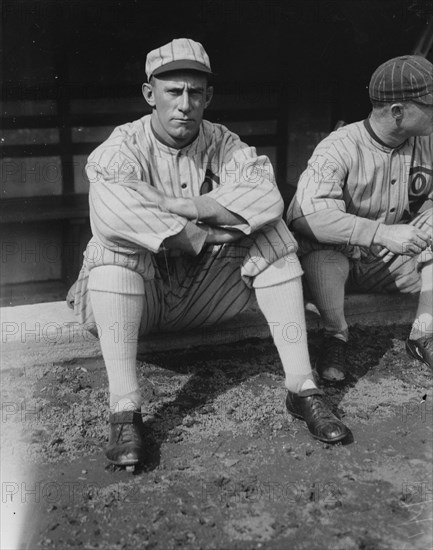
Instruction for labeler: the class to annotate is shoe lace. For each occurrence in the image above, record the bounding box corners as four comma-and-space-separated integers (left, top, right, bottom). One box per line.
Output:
420, 336, 433, 353
309, 395, 334, 422
116, 423, 141, 446
324, 338, 346, 365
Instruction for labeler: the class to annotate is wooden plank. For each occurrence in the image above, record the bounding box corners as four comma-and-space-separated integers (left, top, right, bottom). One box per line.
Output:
0, 294, 418, 369
2, 134, 278, 158
1, 109, 281, 130
2, 81, 282, 100
0, 280, 69, 308
0, 194, 89, 223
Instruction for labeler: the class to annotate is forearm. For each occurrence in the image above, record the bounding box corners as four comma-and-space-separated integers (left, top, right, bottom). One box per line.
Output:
166, 196, 247, 226
292, 210, 381, 247
89, 182, 188, 254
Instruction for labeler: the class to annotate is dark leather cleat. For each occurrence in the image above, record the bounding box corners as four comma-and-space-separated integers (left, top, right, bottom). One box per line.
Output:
106, 409, 146, 466
316, 336, 348, 383
406, 336, 433, 369
286, 388, 350, 443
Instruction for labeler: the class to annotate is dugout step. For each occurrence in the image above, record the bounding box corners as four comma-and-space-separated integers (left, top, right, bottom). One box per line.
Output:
1, 293, 417, 371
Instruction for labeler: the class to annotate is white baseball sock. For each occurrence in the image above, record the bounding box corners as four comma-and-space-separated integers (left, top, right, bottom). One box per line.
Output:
410, 260, 433, 340
301, 250, 349, 341
253, 257, 316, 393
88, 266, 145, 412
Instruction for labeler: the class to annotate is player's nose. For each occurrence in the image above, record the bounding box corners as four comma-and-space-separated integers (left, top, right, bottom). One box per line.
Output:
178, 91, 192, 113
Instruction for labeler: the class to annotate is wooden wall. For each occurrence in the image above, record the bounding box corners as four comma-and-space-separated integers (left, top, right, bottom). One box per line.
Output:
1, 0, 431, 304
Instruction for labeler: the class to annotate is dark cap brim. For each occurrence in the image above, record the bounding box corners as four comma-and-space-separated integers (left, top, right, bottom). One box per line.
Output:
151, 60, 212, 78
369, 91, 433, 105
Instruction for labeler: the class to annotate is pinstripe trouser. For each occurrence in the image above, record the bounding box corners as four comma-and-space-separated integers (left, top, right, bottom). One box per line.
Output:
295, 208, 433, 294
70, 219, 303, 336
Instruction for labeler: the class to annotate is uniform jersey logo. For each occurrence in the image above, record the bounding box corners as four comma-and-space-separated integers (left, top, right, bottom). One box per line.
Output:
408, 165, 433, 214
200, 169, 220, 195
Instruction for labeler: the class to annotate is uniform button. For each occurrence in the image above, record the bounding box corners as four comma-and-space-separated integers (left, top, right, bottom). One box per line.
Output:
391, 179, 396, 185
181, 183, 187, 189
390, 207, 396, 212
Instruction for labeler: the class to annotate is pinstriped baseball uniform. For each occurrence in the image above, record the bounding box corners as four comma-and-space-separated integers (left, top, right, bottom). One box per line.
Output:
71, 115, 300, 334
287, 118, 433, 293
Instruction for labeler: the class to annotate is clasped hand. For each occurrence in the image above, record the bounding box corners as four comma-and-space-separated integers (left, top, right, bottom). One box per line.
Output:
137, 184, 241, 243
373, 223, 432, 256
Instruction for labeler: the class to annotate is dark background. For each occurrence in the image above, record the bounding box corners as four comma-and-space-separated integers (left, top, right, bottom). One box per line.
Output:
1, 0, 433, 305
3, 0, 432, 119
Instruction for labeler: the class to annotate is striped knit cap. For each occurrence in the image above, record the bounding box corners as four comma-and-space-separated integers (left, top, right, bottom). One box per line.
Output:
146, 38, 212, 81
369, 55, 433, 104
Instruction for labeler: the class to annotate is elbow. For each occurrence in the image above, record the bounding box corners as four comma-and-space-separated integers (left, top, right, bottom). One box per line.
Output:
291, 216, 318, 241
275, 195, 284, 218
268, 193, 284, 221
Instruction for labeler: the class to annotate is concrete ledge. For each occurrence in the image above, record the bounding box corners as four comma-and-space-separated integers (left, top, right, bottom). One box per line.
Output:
1, 293, 417, 370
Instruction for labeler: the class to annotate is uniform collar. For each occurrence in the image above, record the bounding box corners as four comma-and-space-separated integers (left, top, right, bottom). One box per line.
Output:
363, 116, 409, 153
146, 116, 207, 157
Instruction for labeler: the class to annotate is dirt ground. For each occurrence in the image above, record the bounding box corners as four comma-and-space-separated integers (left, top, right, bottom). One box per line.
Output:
1, 324, 432, 550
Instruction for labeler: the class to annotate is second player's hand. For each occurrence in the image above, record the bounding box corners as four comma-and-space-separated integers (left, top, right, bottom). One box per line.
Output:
200, 224, 243, 244
373, 223, 431, 256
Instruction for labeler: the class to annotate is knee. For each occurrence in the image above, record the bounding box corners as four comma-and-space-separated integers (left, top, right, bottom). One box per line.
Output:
88, 265, 145, 295
253, 255, 303, 288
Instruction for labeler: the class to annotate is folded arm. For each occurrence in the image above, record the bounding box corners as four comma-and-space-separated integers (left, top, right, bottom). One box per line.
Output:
289, 150, 381, 248
87, 141, 246, 255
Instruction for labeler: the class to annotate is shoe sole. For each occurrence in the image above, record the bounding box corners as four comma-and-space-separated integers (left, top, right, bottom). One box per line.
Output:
107, 458, 141, 467
405, 340, 430, 368
286, 409, 349, 443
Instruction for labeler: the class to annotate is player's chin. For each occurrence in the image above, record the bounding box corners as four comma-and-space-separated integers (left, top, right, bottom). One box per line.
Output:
172, 126, 198, 140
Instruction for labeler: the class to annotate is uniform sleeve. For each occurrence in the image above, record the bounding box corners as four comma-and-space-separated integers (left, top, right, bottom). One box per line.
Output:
287, 138, 380, 247
202, 131, 284, 234
86, 134, 190, 254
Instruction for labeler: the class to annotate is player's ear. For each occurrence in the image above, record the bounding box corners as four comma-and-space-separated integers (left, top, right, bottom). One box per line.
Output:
205, 86, 214, 109
390, 103, 404, 120
142, 83, 156, 108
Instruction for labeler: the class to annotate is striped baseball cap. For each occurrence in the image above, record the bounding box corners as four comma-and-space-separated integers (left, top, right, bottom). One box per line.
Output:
145, 38, 212, 81
369, 55, 433, 104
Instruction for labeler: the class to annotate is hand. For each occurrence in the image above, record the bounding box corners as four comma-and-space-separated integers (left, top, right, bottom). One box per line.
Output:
200, 224, 243, 244
373, 223, 432, 256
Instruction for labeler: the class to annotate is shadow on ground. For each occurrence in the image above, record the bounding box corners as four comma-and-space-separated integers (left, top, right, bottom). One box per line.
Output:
1, 324, 432, 550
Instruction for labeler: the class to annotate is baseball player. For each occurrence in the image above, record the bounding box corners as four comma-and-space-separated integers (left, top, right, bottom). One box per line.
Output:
68, 38, 350, 468
287, 55, 433, 383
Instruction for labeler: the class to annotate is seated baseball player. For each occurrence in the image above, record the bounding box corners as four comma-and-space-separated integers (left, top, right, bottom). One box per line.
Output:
67, 38, 351, 467
287, 55, 433, 383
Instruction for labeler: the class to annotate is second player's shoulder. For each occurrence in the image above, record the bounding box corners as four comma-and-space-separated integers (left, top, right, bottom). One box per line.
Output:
315, 120, 366, 151
311, 121, 369, 167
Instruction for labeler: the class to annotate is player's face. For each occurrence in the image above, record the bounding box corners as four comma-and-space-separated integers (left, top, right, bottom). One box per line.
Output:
403, 101, 433, 136
144, 71, 213, 149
